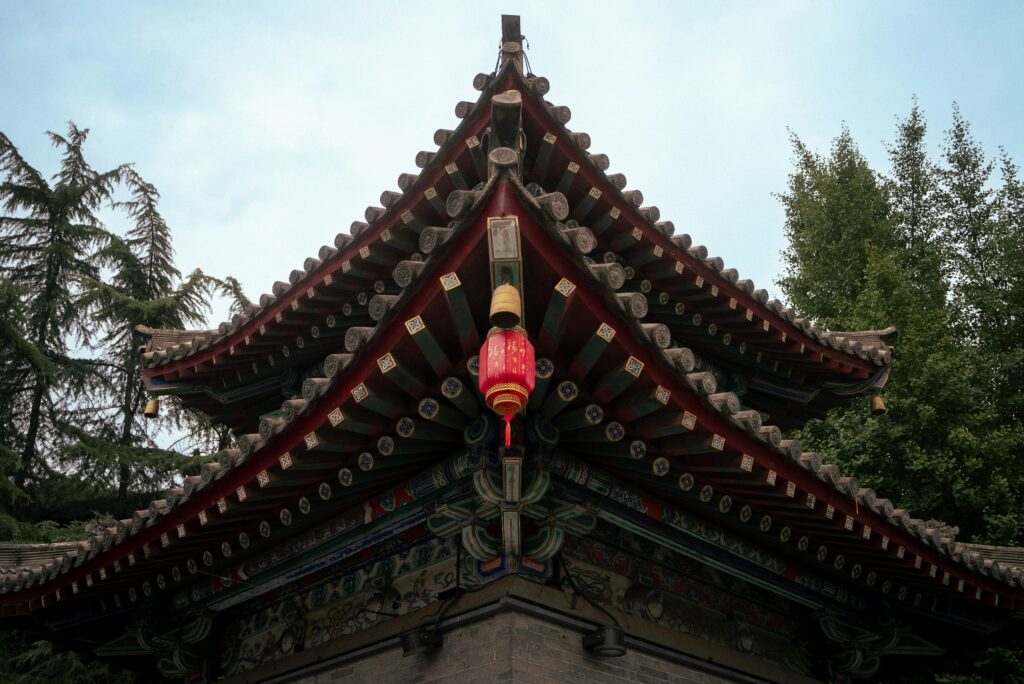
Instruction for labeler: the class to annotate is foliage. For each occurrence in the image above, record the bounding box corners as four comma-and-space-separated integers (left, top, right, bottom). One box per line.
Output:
0, 632, 137, 684
780, 103, 1024, 681
931, 646, 1024, 684
78, 167, 218, 513
0, 125, 128, 492
0, 125, 236, 524
0, 123, 244, 681
779, 102, 1024, 547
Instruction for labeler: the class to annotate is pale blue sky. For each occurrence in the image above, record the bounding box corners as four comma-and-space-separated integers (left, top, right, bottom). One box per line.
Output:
2, 1, 1023, 326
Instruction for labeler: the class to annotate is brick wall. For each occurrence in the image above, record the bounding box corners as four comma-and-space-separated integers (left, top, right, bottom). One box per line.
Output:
290, 610, 737, 684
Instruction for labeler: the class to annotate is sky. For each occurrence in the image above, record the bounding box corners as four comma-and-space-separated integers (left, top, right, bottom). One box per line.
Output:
2, 1, 1023, 328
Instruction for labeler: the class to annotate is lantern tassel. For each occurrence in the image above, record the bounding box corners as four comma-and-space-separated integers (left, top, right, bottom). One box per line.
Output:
503, 415, 512, 448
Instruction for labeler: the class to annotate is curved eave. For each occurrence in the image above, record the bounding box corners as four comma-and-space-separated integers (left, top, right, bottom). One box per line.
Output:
498, 176, 1021, 610
0, 177, 1014, 619
509, 70, 890, 380
140, 63, 525, 381
1, 187, 495, 615
140, 62, 891, 394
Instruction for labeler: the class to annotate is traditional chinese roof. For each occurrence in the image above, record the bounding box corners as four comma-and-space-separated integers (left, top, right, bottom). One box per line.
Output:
1, 18, 1018, 672
137, 326, 218, 353
0, 543, 82, 575
134, 44, 893, 438
966, 544, 1024, 574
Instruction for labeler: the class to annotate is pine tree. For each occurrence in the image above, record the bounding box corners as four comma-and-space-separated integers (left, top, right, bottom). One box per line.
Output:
0, 277, 55, 537
79, 169, 217, 515
0, 125, 128, 492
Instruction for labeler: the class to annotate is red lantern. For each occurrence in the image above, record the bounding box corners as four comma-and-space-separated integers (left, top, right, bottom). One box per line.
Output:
478, 283, 535, 447
479, 327, 535, 447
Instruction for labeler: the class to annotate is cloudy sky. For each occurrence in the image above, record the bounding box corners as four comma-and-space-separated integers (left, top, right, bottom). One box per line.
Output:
3, 1, 1023, 327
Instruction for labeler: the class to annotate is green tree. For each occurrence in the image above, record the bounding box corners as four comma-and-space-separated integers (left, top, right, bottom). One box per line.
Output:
0, 631, 136, 684
779, 106, 1024, 546
77, 169, 216, 514
991, 151, 1024, 424
940, 103, 997, 333
0, 277, 55, 538
886, 99, 945, 307
0, 125, 128, 492
781, 104, 1024, 683
777, 125, 893, 330
934, 109, 1024, 542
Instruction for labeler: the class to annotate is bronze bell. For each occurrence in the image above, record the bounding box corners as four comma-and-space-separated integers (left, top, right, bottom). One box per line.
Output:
870, 394, 886, 416
144, 398, 160, 419
489, 283, 522, 329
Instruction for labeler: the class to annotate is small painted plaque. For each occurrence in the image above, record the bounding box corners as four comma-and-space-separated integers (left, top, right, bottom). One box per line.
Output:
487, 216, 520, 260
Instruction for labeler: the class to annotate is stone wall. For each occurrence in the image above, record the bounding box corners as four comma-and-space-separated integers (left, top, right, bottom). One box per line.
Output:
289, 610, 747, 684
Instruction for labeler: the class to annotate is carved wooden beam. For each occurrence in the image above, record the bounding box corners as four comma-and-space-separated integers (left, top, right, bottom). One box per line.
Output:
554, 404, 604, 432
556, 162, 579, 195
607, 225, 644, 252
349, 381, 407, 418
658, 431, 727, 457
440, 272, 480, 355
491, 90, 522, 150
404, 316, 452, 375
591, 207, 621, 235
538, 278, 577, 353
374, 352, 428, 397
441, 377, 481, 418
569, 323, 616, 378
633, 409, 697, 439
393, 260, 426, 290
424, 187, 447, 216
324, 405, 388, 435
613, 385, 671, 422
572, 187, 602, 221
527, 358, 555, 412
662, 346, 697, 373
588, 262, 625, 290
418, 397, 469, 430
593, 356, 644, 403
466, 136, 486, 179
445, 161, 469, 190
562, 420, 625, 444
546, 103, 572, 125
419, 226, 453, 255
533, 132, 557, 177
559, 225, 596, 254
541, 380, 579, 418
601, 279, 638, 312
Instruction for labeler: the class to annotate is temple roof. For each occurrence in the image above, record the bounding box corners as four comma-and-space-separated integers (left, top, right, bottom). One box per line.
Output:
132, 31, 894, 437
0, 543, 82, 575
137, 326, 218, 352
967, 544, 1024, 573
1, 18, 1018, 636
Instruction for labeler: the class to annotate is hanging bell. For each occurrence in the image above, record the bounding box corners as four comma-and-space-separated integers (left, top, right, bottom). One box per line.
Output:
489, 283, 522, 329
144, 398, 160, 419
870, 394, 886, 416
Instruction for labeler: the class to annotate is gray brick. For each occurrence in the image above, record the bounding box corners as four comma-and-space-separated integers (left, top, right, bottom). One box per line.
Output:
275, 610, 757, 683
